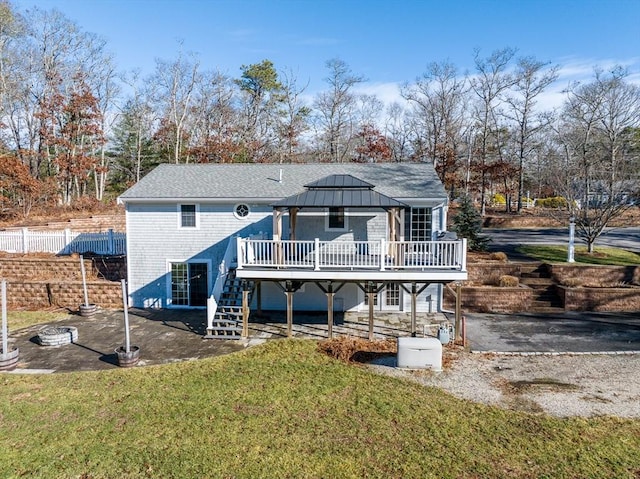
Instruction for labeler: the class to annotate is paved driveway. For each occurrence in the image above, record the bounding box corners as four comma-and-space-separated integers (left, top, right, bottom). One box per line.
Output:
465, 311, 640, 353
485, 226, 640, 253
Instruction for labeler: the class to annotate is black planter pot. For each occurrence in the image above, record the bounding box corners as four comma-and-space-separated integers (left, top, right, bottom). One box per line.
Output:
0, 347, 19, 371
115, 346, 140, 368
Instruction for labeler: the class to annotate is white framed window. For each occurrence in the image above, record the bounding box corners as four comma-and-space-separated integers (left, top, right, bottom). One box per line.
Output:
325, 207, 348, 231
234, 203, 251, 219
407, 207, 432, 241
178, 204, 199, 229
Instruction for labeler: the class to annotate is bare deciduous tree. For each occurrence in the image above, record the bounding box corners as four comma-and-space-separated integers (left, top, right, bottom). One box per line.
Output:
503, 56, 558, 211
553, 67, 640, 251
275, 68, 310, 163
150, 47, 200, 163
469, 47, 517, 214
402, 59, 468, 193
313, 58, 365, 162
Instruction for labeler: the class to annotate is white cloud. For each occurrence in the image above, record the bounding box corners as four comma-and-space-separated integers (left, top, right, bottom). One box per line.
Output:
301, 56, 640, 119
354, 82, 406, 107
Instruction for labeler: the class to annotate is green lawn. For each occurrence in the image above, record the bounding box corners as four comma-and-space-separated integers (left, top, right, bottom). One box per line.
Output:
1, 340, 639, 478
517, 245, 640, 265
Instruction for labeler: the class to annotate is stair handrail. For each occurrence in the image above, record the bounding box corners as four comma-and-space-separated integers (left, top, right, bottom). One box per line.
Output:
207, 235, 238, 333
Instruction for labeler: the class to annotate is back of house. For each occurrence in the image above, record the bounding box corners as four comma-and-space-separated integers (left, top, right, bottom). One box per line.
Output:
118, 162, 466, 330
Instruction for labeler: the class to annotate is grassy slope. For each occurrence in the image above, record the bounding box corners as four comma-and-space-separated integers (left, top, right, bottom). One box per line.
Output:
1, 340, 639, 479
517, 245, 640, 265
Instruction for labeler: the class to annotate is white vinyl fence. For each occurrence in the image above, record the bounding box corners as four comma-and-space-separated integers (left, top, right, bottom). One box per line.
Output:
0, 228, 126, 255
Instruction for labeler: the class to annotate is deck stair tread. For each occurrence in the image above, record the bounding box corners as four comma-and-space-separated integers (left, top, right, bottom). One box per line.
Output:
207, 268, 253, 339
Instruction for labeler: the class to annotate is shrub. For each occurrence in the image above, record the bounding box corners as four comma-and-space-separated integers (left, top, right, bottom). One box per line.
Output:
491, 193, 506, 205
536, 196, 568, 208
490, 252, 508, 262
499, 275, 519, 287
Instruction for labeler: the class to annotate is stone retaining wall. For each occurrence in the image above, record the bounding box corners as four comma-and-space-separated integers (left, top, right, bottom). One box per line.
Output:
466, 263, 521, 285
559, 286, 640, 312
5, 281, 122, 310
0, 255, 126, 282
445, 286, 533, 313
550, 264, 640, 287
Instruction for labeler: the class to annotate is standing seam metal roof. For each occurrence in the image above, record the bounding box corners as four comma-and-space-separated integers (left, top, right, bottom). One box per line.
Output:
272, 189, 408, 208
272, 174, 408, 208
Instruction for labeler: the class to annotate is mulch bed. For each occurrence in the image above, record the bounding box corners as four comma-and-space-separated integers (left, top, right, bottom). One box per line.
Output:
318, 336, 465, 369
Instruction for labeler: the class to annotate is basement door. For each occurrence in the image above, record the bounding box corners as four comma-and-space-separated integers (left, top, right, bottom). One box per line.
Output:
170, 262, 208, 307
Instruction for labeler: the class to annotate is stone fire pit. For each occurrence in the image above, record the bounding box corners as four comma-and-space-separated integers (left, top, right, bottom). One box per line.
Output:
37, 326, 78, 346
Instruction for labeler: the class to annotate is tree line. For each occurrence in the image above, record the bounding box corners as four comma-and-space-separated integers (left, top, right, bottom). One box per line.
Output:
0, 2, 638, 248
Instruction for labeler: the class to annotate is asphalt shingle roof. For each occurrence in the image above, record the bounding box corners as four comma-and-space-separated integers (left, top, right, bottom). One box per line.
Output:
118, 163, 447, 202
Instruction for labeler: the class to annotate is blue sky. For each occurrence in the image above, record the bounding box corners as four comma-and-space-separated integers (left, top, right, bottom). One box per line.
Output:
13, 0, 640, 108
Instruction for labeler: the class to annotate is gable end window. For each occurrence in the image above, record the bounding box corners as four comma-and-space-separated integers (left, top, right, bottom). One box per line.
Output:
327, 207, 346, 230
234, 203, 250, 219
179, 204, 198, 228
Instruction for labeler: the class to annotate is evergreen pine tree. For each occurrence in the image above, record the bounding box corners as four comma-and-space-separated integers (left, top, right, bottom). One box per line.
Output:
453, 195, 490, 251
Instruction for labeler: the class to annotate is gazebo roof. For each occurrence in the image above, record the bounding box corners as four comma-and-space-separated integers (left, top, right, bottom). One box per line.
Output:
304, 174, 374, 190
272, 174, 408, 209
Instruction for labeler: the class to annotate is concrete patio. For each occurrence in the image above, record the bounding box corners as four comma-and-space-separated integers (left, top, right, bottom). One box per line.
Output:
5, 308, 447, 373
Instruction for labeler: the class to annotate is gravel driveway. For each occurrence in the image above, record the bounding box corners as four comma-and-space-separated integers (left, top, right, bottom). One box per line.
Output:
369, 350, 640, 418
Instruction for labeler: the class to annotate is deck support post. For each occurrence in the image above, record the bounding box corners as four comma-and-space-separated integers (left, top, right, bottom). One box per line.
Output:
316, 281, 345, 339
366, 281, 375, 340
285, 280, 297, 338
241, 280, 250, 338
455, 281, 462, 341
256, 281, 262, 316
410, 282, 417, 337
326, 283, 334, 339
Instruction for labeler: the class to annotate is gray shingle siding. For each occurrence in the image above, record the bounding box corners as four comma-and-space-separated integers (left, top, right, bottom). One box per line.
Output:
126, 202, 273, 307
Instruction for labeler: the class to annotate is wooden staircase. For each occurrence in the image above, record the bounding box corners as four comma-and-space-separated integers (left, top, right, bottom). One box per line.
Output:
206, 269, 254, 339
519, 263, 564, 313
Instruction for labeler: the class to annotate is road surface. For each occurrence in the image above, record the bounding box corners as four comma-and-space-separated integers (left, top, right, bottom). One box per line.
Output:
485, 226, 640, 253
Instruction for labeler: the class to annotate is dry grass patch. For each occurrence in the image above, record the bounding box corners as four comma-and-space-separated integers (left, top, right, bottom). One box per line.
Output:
318, 336, 464, 369
499, 275, 520, 287
318, 336, 396, 362
7, 310, 70, 330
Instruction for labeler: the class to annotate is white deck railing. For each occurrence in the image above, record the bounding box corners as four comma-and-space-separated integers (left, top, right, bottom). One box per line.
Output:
0, 228, 126, 255
237, 238, 467, 271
